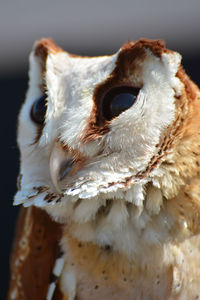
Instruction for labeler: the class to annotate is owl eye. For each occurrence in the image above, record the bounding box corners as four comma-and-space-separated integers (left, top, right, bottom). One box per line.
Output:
102, 86, 139, 120
30, 94, 47, 125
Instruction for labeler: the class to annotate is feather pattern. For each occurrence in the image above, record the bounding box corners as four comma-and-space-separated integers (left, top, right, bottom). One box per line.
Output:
8, 38, 200, 299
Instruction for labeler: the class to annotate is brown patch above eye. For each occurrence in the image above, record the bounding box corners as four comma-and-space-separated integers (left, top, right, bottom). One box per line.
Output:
81, 38, 167, 144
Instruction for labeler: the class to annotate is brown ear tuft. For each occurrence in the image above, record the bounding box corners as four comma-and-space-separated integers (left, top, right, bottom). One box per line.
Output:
122, 39, 166, 58
34, 38, 63, 73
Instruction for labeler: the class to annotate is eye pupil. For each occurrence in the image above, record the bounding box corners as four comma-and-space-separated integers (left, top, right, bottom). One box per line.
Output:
110, 93, 136, 118
31, 94, 47, 125
102, 86, 139, 120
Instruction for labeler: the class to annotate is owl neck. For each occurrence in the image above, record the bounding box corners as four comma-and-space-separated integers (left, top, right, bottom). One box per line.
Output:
66, 178, 200, 261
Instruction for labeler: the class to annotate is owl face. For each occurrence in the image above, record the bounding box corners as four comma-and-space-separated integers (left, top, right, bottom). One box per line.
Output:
15, 39, 183, 223
10, 39, 200, 299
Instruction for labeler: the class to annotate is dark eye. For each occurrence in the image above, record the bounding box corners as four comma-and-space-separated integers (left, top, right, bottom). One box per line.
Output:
30, 94, 47, 125
102, 86, 139, 120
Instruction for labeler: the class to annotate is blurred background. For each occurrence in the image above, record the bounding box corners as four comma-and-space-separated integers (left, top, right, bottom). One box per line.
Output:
1, 0, 200, 298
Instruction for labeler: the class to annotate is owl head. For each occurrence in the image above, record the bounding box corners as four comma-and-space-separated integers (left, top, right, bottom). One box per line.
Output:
14, 38, 199, 225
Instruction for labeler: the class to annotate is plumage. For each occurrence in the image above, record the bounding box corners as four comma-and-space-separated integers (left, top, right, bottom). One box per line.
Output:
8, 38, 200, 299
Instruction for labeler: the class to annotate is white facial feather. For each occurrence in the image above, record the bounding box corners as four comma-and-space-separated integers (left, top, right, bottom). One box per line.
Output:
15, 39, 184, 256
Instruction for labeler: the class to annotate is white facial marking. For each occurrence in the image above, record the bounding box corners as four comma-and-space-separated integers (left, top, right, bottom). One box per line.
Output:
15, 40, 183, 256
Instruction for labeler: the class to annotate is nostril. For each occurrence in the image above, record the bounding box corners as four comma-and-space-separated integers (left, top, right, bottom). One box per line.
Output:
59, 158, 74, 181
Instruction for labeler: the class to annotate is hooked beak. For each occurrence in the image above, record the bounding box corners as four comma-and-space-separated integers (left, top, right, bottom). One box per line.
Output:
49, 142, 75, 193
49, 141, 86, 193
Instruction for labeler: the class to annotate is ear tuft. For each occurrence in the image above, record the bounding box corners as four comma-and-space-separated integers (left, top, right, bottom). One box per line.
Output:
121, 39, 166, 58
33, 38, 63, 73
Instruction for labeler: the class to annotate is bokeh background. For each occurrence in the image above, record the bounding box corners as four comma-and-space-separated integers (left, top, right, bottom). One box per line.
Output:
1, 0, 200, 298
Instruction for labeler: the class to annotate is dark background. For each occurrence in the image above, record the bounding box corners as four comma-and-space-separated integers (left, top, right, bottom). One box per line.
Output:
1, 1, 200, 298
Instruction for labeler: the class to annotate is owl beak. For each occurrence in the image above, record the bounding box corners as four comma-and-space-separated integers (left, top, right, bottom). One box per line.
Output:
49, 142, 74, 193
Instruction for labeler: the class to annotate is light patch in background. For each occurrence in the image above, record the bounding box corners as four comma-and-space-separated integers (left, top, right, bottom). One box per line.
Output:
1, 0, 200, 75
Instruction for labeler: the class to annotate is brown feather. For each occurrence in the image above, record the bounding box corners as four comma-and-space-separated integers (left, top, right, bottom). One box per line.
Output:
8, 207, 63, 300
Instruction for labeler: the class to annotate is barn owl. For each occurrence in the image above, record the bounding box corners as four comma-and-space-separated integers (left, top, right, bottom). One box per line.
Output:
8, 38, 200, 300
